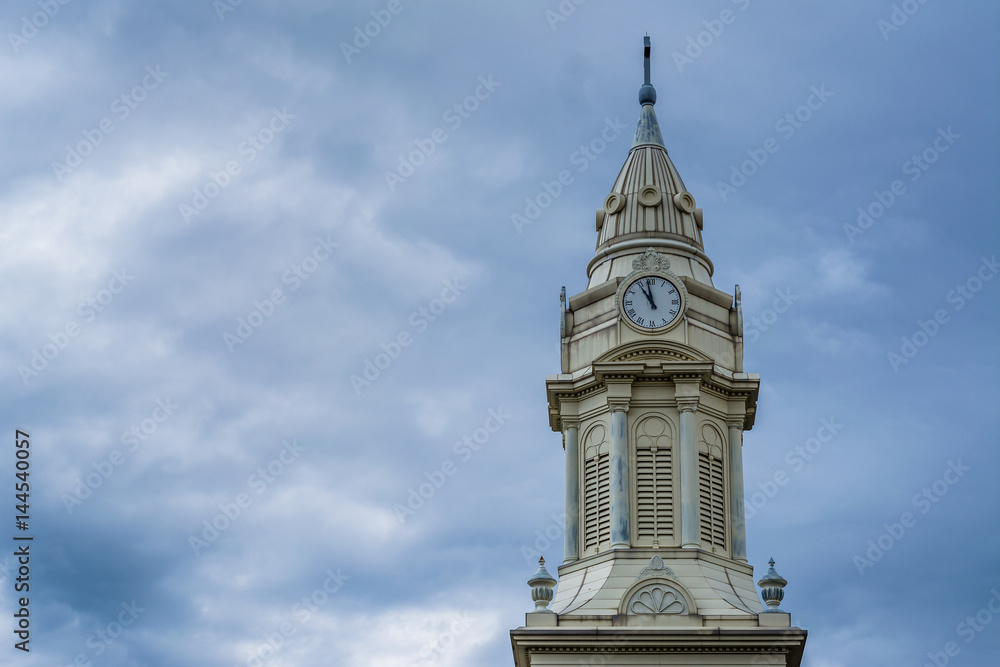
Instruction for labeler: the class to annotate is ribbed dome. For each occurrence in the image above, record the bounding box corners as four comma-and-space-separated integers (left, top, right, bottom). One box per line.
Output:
588, 82, 713, 288
595, 142, 702, 252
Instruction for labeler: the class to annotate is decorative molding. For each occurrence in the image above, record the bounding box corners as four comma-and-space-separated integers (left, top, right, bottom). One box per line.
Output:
626, 583, 687, 615
604, 192, 626, 214
634, 417, 672, 452
617, 573, 698, 617
583, 422, 609, 460
631, 247, 672, 273
634, 555, 676, 582
638, 185, 662, 207
609, 348, 699, 363
591, 340, 714, 366
672, 191, 696, 213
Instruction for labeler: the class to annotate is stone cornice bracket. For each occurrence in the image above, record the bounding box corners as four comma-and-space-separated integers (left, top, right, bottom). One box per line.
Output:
673, 376, 701, 414
602, 368, 636, 413
555, 406, 581, 436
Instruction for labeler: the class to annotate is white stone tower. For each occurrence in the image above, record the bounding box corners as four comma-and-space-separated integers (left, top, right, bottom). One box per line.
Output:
510, 38, 807, 666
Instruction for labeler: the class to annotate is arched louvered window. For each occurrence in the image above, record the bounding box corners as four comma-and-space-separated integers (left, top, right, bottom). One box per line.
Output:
698, 423, 727, 554
582, 423, 610, 553
634, 415, 674, 547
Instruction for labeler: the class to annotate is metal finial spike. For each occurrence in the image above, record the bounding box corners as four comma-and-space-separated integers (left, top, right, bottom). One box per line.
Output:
643, 36, 651, 85
639, 36, 656, 106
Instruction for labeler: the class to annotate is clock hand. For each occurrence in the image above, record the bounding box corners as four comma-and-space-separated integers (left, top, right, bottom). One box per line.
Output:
638, 283, 656, 309
643, 282, 657, 310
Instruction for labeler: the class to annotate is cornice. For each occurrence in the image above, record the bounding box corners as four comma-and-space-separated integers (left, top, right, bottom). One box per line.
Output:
545, 360, 760, 432
511, 627, 807, 667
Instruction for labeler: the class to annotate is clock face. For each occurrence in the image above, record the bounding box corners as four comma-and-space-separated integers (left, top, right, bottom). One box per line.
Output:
622, 275, 683, 331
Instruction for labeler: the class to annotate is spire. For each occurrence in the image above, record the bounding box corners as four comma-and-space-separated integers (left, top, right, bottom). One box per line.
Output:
588, 36, 711, 289
633, 36, 664, 147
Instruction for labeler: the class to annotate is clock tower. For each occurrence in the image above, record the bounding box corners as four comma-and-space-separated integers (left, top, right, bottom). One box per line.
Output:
510, 38, 808, 666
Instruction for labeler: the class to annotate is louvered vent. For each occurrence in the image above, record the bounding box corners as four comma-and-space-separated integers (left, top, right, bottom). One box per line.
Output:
582, 423, 610, 553
698, 423, 727, 554
596, 454, 610, 546
635, 416, 673, 546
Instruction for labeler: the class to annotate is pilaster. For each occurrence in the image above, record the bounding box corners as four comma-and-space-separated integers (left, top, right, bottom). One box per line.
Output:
727, 417, 747, 562
675, 379, 701, 549
563, 419, 581, 563
608, 397, 631, 549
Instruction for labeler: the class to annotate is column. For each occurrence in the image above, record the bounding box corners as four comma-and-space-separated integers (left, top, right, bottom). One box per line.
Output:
609, 401, 630, 549
678, 398, 700, 548
563, 421, 580, 563
727, 418, 747, 562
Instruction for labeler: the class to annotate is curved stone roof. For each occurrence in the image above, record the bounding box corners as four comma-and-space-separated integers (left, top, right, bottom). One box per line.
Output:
596, 138, 703, 253
589, 81, 713, 288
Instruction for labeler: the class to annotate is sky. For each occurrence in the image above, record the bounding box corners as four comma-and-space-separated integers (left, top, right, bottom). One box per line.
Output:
0, 1, 997, 665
